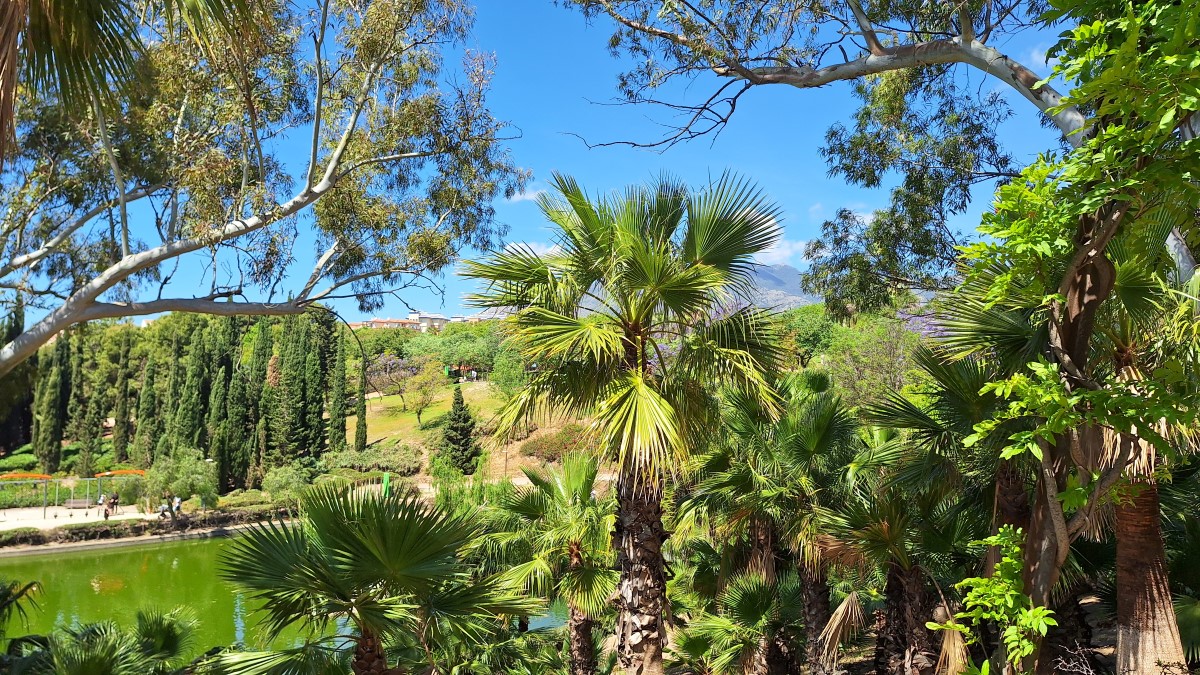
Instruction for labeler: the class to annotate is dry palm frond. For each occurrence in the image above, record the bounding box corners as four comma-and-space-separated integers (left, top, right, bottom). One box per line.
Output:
935, 621, 970, 675
817, 590, 866, 671
0, 0, 25, 162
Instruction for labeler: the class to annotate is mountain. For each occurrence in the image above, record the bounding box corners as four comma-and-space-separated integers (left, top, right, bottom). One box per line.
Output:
742, 264, 819, 310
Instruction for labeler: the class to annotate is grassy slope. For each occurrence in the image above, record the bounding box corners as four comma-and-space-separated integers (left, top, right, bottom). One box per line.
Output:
352, 380, 506, 445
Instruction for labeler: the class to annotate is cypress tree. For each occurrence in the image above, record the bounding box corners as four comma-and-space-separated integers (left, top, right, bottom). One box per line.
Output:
441, 386, 480, 475
65, 326, 86, 440
111, 329, 132, 462
303, 331, 325, 460
77, 369, 105, 476
0, 299, 35, 452
327, 332, 348, 455
206, 317, 235, 489
278, 316, 309, 460
354, 353, 368, 453
131, 358, 158, 467
172, 329, 209, 449
206, 370, 228, 488
33, 337, 69, 472
225, 365, 250, 490
161, 338, 183, 453
243, 320, 272, 486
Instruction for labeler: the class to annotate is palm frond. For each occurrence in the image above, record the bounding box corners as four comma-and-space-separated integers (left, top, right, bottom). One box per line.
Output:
817, 590, 866, 671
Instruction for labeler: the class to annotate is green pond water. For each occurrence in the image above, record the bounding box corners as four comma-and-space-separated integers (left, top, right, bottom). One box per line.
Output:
0, 536, 564, 659
0, 536, 307, 654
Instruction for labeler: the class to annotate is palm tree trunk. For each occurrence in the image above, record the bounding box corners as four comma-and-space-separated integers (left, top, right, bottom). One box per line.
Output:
568, 602, 598, 675
876, 563, 935, 675
745, 517, 777, 675
799, 563, 832, 675
352, 630, 391, 675
1114, 480, 1187, 675
614, 474, 668, 675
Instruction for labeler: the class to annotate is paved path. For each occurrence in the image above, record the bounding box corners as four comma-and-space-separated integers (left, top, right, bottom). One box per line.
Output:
0, 505, 157, 531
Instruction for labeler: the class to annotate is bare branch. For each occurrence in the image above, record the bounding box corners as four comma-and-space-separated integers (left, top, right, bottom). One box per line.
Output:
305, 0, 331, 192
845, 0, 885, 55
0, 183, 163, 278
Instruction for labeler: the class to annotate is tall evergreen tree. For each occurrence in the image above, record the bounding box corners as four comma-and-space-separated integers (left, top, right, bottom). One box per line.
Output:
206, 317, 235, 488
354, 353, 368, 454
76, 369, 105, 477
225, 365, 250, 491
65, 327, 86, 440
302, 332, 325, 461
277, 316, 309, 461
244, 320, 273, 486
441, 386, 480, 475
0, 300, 35, 452
32, 336, 69, 472
327, 332, 348, 455
131, 358, 159, 468
111, 329, 132, 462
159, 338, 184, 458
172, 330, 209, 450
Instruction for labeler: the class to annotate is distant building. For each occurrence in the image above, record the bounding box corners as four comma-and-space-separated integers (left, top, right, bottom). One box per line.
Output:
408, 311, 449, 332
349, 309, 507, 332
348, 317, 420, 330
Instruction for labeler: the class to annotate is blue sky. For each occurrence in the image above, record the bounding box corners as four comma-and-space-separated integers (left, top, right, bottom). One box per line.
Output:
213, 2, 1068, 321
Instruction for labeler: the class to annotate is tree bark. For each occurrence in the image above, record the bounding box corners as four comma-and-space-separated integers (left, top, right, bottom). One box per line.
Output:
745, 517, 777, 675
614, 474, 668, 675
799, 563, 832, 675
568, 603, 598, 675
876, 563, 936, 675
1114, 481, 1188, 675
352, 630, 396, 675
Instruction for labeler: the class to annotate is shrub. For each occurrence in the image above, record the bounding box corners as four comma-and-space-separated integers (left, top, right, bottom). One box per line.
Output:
441, 387, 480, 475
262, 464, 311, 509
519, 423, 596, 463
0, 453, 38, 471
323, 440, 423, 476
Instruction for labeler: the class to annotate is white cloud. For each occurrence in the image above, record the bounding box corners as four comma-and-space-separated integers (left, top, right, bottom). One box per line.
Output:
753, 218, 807, 266
505, 241, 560, 256
1028, 44, 1059, 73
506, 189, 546, 203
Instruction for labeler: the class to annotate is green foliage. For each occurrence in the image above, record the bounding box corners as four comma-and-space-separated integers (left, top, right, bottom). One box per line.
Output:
145, 447, 218, 510
821, 312, 925, 409
324, 439, 423, 477
441, 387, 481, 475
216, 484, 538, 672
928, 527, 1056, 673
777, 304, 834, 368
0, 452, 38, 472
261, 464, 311, 512
965, 358, 1192, 462
489, 343, 528, 400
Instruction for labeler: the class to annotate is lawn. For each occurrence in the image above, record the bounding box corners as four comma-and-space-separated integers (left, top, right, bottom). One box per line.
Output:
351, 380, 507, 446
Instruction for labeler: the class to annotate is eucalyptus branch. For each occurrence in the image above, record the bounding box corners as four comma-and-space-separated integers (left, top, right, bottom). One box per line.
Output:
93, 96, 131, 257
305, 0, 331, 192
0, 183, 163, 278
845, 0, 885, 55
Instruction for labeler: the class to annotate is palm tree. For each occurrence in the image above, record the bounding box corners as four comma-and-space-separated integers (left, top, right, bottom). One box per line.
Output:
464, 172, 782, 675
670, 571, 804, 675
0, 0, 252, 162
218, 483, 537, 675
1097, 214, 1199, 674
479, 454, 617, 675
6, 608, 197, 675
682, 376, 859, 675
